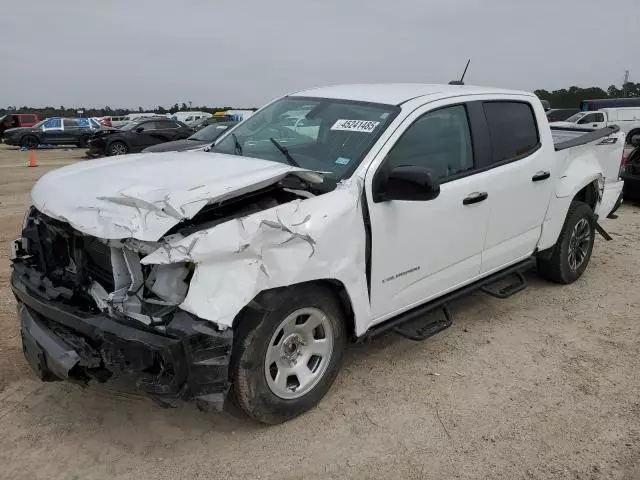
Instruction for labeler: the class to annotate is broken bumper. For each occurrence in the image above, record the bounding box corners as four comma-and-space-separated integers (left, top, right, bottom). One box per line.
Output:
11, 267, 233, 411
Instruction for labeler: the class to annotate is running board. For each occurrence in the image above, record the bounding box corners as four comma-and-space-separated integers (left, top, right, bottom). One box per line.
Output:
361, 257, 536, 341
393, 305, 452, 341
480, 272, 527, 299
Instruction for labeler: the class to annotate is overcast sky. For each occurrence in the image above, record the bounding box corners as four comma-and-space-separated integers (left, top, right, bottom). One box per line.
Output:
1, 0, 637, 109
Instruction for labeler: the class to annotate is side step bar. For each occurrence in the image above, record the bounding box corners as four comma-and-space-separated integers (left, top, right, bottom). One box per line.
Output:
480, 271, 527, 299
361, 257, 536, 341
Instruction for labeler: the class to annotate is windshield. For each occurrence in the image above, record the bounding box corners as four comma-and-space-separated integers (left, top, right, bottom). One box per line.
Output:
31, 119, 47, 128
211, 97, 398, 186
565, 112, 588, 123
190, 123, 233, 141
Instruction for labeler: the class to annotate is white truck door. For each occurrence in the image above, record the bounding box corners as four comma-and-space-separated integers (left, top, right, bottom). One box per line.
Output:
479, 100, 556, 274
365, 103, 491, 323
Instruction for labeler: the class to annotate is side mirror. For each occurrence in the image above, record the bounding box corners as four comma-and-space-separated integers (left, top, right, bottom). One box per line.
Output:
135, 126, 144, 133
373, 165, 440, 203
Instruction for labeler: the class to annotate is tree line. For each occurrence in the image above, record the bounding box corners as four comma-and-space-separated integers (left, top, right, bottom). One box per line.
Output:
534, 82, 640, 109
2, 82, 639, 117
0, 102, 257, 118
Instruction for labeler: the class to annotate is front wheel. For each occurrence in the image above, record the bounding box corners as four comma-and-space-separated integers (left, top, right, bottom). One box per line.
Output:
231, 285, 347, 424
20, 135, 39, 150
537, 201, 596, 284
107, 141, 128, 156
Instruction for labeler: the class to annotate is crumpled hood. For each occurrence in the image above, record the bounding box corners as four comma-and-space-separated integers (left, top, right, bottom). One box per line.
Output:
31, 151, 321, 241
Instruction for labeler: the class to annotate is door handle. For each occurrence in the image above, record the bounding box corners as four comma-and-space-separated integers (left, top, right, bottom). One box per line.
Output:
532, 171, 551, 182
463, 192, 488, 205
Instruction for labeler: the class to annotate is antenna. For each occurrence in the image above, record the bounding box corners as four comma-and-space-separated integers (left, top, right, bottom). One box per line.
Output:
449, 59, 471, 85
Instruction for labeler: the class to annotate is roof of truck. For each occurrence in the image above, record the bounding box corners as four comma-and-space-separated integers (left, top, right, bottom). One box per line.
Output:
291, 83, 533, 106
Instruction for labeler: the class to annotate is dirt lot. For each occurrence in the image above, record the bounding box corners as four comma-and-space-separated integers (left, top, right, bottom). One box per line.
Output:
0, 144, 638, 480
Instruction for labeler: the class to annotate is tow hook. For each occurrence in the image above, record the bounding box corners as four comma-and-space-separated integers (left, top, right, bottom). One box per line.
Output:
595, 223, 612, 241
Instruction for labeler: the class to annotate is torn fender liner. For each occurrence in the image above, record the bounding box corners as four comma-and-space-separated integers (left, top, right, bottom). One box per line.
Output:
30, 151, 322, 241
12, 267, 233, 411
142, 179, 372, 333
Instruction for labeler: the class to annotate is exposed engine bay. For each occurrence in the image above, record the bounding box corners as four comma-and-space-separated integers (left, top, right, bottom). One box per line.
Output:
16, 180, 307, 329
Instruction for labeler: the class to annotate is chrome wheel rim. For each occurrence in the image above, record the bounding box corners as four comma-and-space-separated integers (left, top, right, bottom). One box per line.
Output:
264, 307, 334, 399
110, 143, 126, 155
568, 218, 591, 271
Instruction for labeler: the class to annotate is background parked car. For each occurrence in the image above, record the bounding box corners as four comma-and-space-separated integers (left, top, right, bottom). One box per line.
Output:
142, 121, 237, 152
0, 113, 39, 139
546, 108, 580, 122
3, 117, 100, 149
87, 118, 193, 156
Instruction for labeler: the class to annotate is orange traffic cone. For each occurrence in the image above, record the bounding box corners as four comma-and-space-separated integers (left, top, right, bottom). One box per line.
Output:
27, 152, 38, 167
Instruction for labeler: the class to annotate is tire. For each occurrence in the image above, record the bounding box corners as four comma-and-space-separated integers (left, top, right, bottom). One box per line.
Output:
20, 135, 39, 150
537, 201, 596, 284
107, 141, 128, 156
626, 129, 640, 145
231, 284, 347, 424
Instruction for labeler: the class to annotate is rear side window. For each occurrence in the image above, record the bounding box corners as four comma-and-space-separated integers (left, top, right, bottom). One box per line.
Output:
63, 118, 80, 128
483, 102, 539, 163
386, 105, 474, 180
156, 120, 180, 129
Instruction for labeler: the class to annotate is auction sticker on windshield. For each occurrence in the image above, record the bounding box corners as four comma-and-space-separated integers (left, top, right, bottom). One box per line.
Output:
331, 119, 380, 133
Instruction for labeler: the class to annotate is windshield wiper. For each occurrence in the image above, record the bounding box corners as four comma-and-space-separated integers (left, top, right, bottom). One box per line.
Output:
270, 137, 299, 167
232, 133, 243, 155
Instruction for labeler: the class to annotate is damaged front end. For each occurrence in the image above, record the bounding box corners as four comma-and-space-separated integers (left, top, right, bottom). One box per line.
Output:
11, 208, 232, 410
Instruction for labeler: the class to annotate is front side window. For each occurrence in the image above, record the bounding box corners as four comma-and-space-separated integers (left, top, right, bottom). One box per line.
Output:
43, 118, 62, 129
156, 120, 179, 129
483, 102, 539, 163
136, 121, 157, 131
211, 97, 398, 186
386, 105, 473, 180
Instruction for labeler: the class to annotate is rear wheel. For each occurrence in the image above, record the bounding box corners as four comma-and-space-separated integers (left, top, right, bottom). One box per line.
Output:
20, 135, 38, 149
537, 201, 596, 284
231, 285, 347, 424
107, 141, 128, 156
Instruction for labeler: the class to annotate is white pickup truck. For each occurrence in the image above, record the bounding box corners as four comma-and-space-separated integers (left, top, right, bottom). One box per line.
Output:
550, 107, 640, 143
11, 84, 625, 424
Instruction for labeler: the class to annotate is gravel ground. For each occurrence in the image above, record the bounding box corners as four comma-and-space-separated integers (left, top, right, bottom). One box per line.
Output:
0, 144, 638, 480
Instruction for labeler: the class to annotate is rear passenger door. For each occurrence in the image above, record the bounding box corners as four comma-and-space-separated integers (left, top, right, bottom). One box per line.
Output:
61, 119, 82, 144
155, 120, 188, 141
478, 100, 556, 274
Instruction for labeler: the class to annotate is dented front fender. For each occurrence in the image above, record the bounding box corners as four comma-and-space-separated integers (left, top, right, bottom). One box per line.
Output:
142, 180, 371, 331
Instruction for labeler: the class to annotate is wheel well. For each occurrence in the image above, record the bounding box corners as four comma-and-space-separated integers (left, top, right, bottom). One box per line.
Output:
240, 279, 357, 340
627, 129, 640, 144
574, 182, 598, 211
